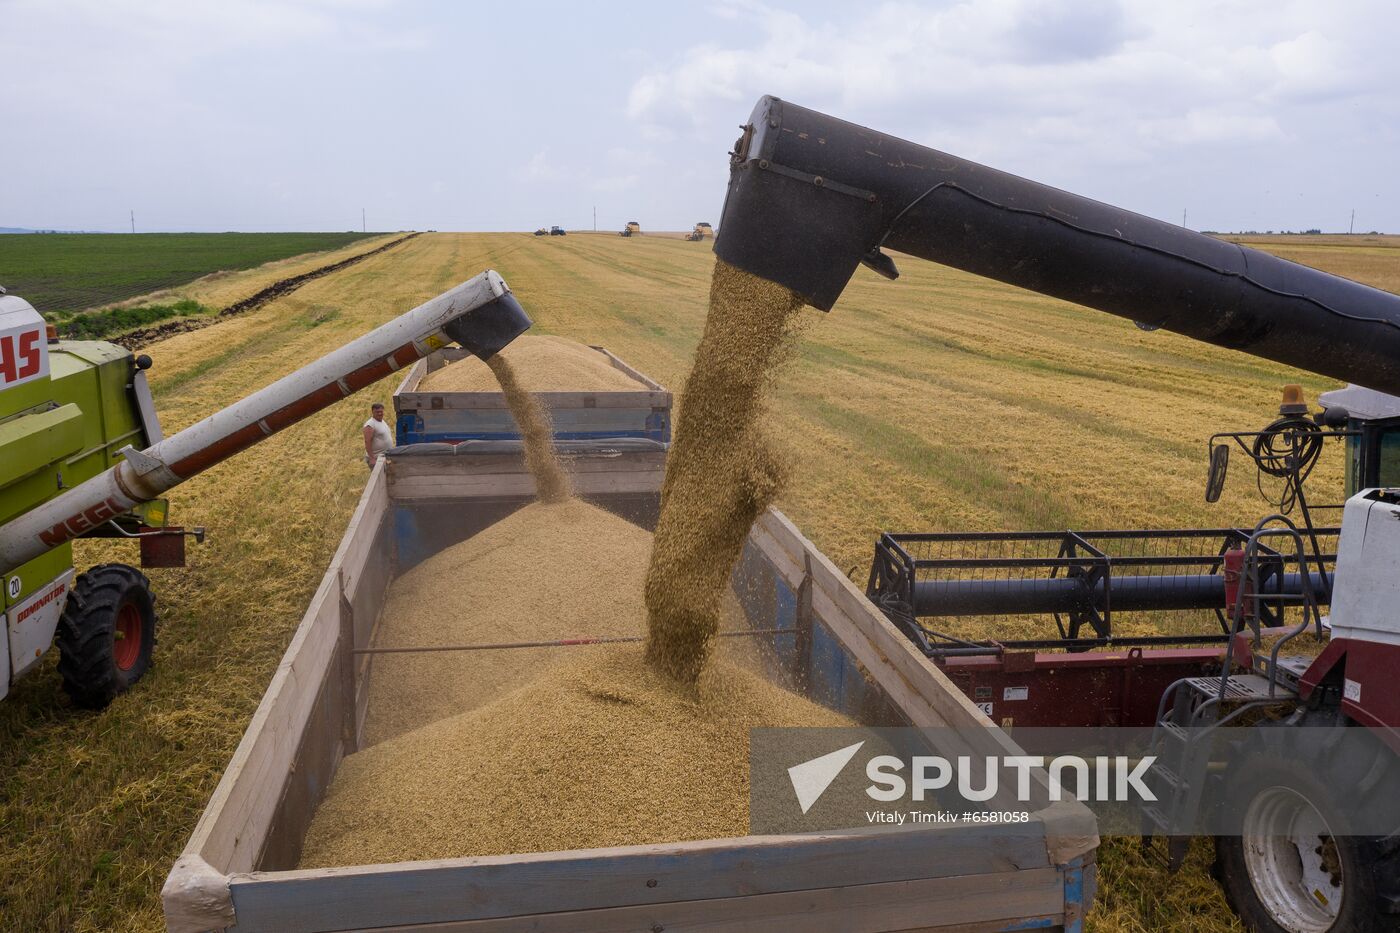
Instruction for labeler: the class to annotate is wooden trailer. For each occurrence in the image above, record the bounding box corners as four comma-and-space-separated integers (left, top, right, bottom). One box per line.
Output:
392, 346, 672, 445
162, 445, 1098, 932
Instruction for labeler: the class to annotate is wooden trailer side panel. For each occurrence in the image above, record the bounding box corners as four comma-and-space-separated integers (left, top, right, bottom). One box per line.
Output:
162, 463, 390, 926
224, 828, 1057, 933
165, 455, 1096, 932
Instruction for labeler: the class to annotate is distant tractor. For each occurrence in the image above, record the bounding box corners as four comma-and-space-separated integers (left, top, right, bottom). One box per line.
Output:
619, 221, 641, 237
686, 222, 714, 241
0, 276, 532, 709
533, 228, 548, 237
550, 226, 567, 237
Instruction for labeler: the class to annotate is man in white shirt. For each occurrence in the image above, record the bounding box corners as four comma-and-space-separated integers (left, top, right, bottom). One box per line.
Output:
363, 402, 394, 468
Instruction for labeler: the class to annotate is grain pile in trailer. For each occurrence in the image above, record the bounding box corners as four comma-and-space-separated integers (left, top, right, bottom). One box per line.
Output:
307, 497, 852, 865
303, 644, 849, 866
420, 334, 646, 392
360, 499, 649, 744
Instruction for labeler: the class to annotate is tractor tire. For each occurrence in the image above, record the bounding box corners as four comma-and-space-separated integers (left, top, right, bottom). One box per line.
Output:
1213, 710, 1400, 932
55, 564, 157, 709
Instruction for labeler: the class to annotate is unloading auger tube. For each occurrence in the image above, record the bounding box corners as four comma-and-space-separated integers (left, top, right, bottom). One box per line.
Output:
0, 270, 531, 576
715, 96, 1400, 397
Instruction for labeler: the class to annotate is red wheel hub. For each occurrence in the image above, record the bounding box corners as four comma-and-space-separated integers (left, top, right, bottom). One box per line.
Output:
114, 603, 143, 671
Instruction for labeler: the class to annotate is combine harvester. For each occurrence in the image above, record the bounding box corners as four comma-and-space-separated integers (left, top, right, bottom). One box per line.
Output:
0, 273, 531, 707
712, 96, 1400, 932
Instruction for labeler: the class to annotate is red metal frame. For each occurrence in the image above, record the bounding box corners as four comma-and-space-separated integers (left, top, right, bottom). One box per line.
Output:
939, 646, 1225, 728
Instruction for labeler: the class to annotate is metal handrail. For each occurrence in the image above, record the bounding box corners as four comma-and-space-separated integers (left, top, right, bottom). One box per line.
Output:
1216, 514, 1320, 703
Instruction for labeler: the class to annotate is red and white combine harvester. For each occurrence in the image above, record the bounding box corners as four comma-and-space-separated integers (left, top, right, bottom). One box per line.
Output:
713, 96, 1400, 932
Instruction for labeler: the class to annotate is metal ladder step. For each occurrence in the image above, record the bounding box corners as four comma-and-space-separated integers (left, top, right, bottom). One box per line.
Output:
1151, 761, 1185, 792
1272, 655, 1315, 682
1183, 674, 1296, 702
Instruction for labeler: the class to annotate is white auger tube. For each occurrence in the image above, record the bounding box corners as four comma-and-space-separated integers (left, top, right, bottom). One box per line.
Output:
0, 270, 531, 576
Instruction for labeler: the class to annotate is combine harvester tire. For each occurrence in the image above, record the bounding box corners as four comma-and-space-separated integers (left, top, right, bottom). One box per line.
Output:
1213, 712, 1400, 933
56, 564, 157, 709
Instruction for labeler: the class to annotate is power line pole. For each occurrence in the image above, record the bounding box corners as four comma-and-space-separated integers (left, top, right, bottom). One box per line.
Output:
362, 207, 366, 233
593, 205, 596, 232
1350, 208, 1355, 235
130, 210, 135, 234
1182, 208, 1187, 228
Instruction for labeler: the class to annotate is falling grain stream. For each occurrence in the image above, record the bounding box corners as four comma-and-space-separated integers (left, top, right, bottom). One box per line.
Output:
644, 260, 806, 682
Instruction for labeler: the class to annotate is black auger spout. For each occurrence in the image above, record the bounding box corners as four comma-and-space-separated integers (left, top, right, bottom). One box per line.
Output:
714, 96, 1400, 397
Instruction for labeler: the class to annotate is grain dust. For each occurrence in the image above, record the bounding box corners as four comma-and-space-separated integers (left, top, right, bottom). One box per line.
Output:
644, 260, 806, 682
300, 646, 849, 867
485, 353, 572, 503
422, 335, 644, 392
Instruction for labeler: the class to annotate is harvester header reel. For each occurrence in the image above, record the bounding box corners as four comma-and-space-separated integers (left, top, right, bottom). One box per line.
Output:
866, 527, 1337, 658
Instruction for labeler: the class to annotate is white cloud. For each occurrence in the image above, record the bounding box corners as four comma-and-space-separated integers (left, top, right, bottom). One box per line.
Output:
620, 0, 1400, 229
516, 149, 564, 183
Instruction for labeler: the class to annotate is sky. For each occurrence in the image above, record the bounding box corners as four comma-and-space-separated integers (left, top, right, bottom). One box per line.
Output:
2, 0, 1397, 234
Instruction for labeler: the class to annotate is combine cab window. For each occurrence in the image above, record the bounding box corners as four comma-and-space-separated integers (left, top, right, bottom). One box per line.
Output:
1380, 427, 1400, 488
1348, 418, 1400, 495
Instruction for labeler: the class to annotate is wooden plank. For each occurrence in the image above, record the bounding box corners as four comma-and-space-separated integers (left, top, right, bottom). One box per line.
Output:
752, 509, 1098, 841
748, 511, 1045, 809
759, 511, 1024, 744
393, 358, 426, 398
226, 826, 1051, 932
185, 581, 341, 874
180, 462, 390, 876
385, 463, 667, 484
337, 476, 387, 600
594, 345, 668, 392
295, 868, 1064, 933
254, 654, 346, 872
336, 570, 357, 755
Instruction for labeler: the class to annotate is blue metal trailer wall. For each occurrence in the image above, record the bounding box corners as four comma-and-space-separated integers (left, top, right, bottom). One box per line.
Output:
393, 345, 672, 446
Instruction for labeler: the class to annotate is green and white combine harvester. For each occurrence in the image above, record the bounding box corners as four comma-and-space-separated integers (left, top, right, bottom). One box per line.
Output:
0, 275, 531, 707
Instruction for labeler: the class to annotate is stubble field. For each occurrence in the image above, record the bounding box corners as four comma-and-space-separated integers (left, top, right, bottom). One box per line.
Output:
1, 231, 1396, 931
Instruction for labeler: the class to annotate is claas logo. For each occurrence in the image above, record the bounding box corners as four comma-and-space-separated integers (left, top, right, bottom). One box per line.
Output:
0, 324, 47, 388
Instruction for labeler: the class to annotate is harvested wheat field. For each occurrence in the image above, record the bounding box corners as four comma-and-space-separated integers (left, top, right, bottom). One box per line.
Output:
420, 334, 645, 392
6, 231, 1400, 931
